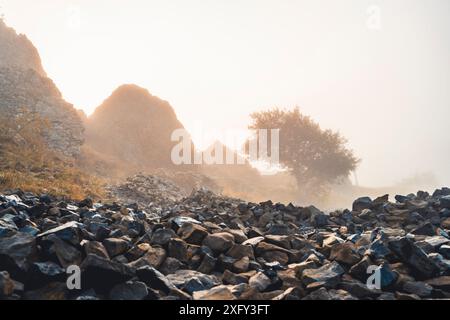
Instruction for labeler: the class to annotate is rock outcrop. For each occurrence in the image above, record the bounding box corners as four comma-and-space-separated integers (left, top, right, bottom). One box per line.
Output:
0, 19, 46, 77
85, 84, 186, 169
0, 20, 83, 157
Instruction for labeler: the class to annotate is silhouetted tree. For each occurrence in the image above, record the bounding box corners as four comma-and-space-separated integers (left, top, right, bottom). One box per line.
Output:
248, 107, 359, 200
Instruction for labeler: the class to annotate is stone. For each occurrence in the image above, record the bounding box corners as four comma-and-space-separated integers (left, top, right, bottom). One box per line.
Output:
80, 254, 135, 293
28, 262, 66, 289
255, 241, 291, 257
178, 223, 209, 245
439, 245, 450, 259
352, 197, 372, 212
226, 229, 248, 243
288, 261, 317, 278
37, 221, 82, 245
249, 272, 271, 292
0, 232, 37, 278
327, 289, 358, 300
0, 207, 18, 218
313, 212, 330, 228
193, 285, 235, 300
109, 281, 148, 300
95, 225, 111, 241
50, 235, 83, 268
411, 222, 436, 236
277, 269, 303, 290
166, 270, 220, 294
160, 257, 183, 275
329, 242, 361, 266
442, 218, 450, 229
403, 281, 433, 297
262, 250, 289, 265
440, 195, 450, 209
222, 269, 248, 285
232, 256, 250, 273
395, 292, 421, 300
124, 243, 151, 261
136, 265, 175, 294
272, 287, 303, 300
171, 216, 202, 229
203, 232, 235, 253
368, 238, 392, 259
425, 276, 450, 291
197, 253, 217, 274
302, 262, 345, 288
0, 271, 15, 297
83, 241, 110, 260
128, 246, 166, 269
323, 235, 345, 247
264, 235, 291, 249
103, 238, 130, 257
242, 236, 265, 247
338, 280, 381, 299
23, 282, 69, 300
226, 243, 255, 260
302, 287, 331, 300
377, 292, 396, 300
424, 236, 450, 249
151, 228, 176, 246
168, 238, 188, 262
388, 237, 440, 278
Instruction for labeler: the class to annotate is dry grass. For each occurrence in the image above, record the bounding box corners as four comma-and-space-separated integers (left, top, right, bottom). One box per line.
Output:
0, 145, 106, 200
0, 110, 106, 200
0, 168, 105, 200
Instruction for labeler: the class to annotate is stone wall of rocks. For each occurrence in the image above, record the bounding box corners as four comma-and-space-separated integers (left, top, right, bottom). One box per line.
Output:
0, 186, 449, 300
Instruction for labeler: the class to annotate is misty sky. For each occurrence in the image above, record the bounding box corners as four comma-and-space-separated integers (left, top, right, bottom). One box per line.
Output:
1, 0, 449, 188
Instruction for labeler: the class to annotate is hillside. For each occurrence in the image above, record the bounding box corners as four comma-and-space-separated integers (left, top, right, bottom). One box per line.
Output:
85, 84, 187, 170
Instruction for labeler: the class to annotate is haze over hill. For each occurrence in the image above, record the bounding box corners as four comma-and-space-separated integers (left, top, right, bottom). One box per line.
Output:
0, 11, 448, 208
2, 0, 450, 188
1, 4, 450, 303
85, 84, 186, 170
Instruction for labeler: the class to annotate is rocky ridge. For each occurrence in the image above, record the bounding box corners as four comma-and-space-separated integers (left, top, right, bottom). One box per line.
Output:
1, 184, 450, 300
0, 20, 83, 157
85, 84, 186, 168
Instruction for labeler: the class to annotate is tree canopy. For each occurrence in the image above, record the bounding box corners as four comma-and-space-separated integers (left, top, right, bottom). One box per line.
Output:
248, 107, 359, 199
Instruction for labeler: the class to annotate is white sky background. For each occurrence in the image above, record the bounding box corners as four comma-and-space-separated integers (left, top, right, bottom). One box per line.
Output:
1, 0, 449, 188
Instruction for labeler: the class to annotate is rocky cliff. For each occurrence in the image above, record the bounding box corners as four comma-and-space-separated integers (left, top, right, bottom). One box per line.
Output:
0, 20, 83, 157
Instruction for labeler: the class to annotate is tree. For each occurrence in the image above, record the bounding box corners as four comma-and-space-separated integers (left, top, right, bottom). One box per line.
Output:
248, 107, 359, 200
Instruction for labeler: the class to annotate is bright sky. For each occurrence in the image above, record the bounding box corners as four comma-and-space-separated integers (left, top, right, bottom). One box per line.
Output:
1, 0, 450, 188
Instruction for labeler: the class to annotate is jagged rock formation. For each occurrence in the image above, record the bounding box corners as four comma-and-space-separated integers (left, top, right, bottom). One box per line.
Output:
0, 20, 83, 156
85, 84, 186, 169
0, 19, 46, 77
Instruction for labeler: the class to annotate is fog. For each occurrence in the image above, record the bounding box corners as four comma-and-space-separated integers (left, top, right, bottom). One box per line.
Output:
2, 0, 450, 190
